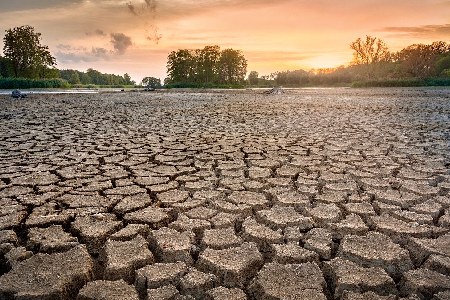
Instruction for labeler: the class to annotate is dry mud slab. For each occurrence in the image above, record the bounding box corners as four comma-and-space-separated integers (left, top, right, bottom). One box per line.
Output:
0, 87, 450, 299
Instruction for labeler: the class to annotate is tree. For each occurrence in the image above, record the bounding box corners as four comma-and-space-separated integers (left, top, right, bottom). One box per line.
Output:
3, 25, 56, 78
218, 48, 247, 84
0, 56, 13, 78
166, 46, 247, 86
350, 35, 390, 65
124, 73, 135, 85
142, 76, 161, 88
350, 35, 391, 80
69, 71, 81, 85
166, 49, 196, 84
396, 41, 450, 78
436, 53, 450, 77
248, 71, 259, 85
197, 45, 221, 84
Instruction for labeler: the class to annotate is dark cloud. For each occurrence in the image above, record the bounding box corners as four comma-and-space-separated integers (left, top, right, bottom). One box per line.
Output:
95, 29, 107, 36
0, 0, 83, 12
86, 29, 107, 37
110, 33, 133, 55
56, 47, 110, 63
127, 2, 138, 15
144, 0, 157, 13
91, 47, 109, 57
381, 24, 450, 38
126, 0, 157, 16
146, 26, 162, 44
125, 1, 161, 43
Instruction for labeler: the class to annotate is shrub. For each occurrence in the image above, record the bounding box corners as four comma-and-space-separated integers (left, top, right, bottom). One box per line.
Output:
0, 77, 70, 89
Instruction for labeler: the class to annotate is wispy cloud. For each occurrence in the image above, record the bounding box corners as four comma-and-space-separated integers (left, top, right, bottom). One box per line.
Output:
110, 33, 133, 55
381, 23, 450, 38
56, 46, 110, 63
0, 0, 83, 12
127, 2, 138, 15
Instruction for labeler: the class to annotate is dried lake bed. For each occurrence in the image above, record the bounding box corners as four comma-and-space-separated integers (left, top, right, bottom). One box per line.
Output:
0, 88, 449, 299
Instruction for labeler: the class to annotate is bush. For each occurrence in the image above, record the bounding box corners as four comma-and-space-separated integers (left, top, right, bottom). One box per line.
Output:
164, 82, 245, 89
351, 78, 450, 87
0, 77, 70, 89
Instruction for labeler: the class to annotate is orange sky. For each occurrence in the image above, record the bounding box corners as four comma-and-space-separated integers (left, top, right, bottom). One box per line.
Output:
1, 0, 449, 82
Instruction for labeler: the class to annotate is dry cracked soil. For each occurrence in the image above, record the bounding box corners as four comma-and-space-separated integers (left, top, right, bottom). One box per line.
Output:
0, 88, 449, 300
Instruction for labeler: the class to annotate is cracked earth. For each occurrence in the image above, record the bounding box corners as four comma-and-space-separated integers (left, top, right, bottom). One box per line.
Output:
0, 88, 449, 300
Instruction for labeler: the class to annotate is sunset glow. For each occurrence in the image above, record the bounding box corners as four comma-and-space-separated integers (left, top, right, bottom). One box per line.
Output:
1, 0, 449, 82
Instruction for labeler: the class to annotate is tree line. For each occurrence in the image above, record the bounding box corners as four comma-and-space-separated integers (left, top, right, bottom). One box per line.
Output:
258, 36, 450, 87
0, 25, 136, 88
165, 45, 247, 87
2, 25, 449, 89
59, 69, 135, 86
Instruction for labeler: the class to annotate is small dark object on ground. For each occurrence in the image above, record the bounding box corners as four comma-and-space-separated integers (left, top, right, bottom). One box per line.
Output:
11, 90, 27, 99
144, 87, 156, 92
264, 87, 283, 95
121, 89, 125, 92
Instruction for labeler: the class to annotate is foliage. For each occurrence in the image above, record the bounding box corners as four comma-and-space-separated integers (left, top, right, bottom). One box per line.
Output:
218, 48, 247, 84
3, 25, 57, 78
0, 78, 69, 89
166, 45, 247, 86
273, 38, 450, 88
0, 56, 13, 78
349, 36, 390, 80
248, 71, 259, 85
394, 41, 450, 78
142, 76, 161, 88
350, 36, 390, 65
351, 78, 450, 88
59, 69, 135, 86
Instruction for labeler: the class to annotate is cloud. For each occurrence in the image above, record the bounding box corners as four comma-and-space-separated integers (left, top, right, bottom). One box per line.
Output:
92, 47, 109, 58
86, 29, 107, 36
127, 2, 138, 15
110, 33, 133, 55
145, 0, 157, 12
381, 24, 450, 38
95, 29, 107, 36
56, 47, 110, 63
146, 25, 162, 44
0, 0, 83, 12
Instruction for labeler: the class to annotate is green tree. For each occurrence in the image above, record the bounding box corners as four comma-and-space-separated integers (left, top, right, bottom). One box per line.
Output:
142, 76, 161, 88
0, 56, 13, 78
166, 46, 247, 86
396, 41, 450, 78
69, 71, 81, 85
218, 48, 247, 84
198, 45, 221, 84
166, 49, 196, 84
124, 73, 135, 85
248, 71, 259, 85
3, 25, 56, 78
436, 53, 450, 76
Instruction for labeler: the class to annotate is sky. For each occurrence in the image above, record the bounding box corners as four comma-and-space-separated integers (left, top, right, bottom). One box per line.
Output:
0, 0, 449, 83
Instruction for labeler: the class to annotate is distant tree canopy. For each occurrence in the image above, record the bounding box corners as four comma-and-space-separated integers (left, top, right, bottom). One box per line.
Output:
59, 69, 135, 86
166, 45, 247, 86
142, 76, 161, 88
395, 41, 450, 78
248, 71, 259, 85
3, 25, 56, 78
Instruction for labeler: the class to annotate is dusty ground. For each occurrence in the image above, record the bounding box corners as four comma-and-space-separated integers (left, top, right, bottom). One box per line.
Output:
0, 88, 449, 300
